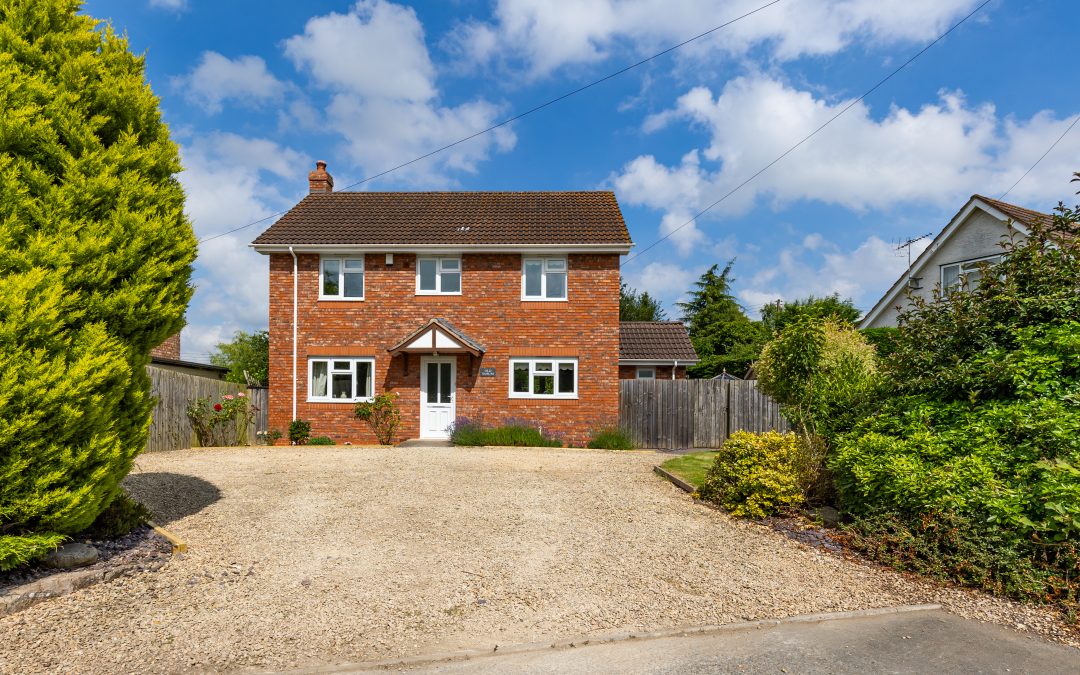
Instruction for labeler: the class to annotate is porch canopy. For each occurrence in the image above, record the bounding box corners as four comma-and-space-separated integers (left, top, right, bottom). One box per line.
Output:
388, 318, 486, 359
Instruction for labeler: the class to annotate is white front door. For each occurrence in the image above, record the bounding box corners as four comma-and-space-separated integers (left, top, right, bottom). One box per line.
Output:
420, 356, 456, 439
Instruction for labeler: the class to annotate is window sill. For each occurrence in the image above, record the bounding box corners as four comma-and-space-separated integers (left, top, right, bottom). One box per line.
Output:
318, 296, 365, 302
306, 397, 375, 404
508, 394, 579, 400
520, 297, 568, 302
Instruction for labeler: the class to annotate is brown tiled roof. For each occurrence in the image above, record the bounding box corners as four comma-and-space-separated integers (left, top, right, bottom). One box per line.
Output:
619, 322, 699, 362
252, 191, 633, 247
975, 195, 1054, 228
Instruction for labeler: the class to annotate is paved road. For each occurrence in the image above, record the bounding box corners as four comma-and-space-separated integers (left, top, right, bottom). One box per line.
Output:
345, 609, 1078, 674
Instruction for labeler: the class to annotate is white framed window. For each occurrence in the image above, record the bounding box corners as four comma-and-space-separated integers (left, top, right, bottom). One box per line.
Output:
636, 367, 656, 380
941, 254, 1001, 295
308, 357, 374, 402
509, 358, 577, 398
416, 256, 461, 295
320, 256, 364, 300
521, 257, 567, 300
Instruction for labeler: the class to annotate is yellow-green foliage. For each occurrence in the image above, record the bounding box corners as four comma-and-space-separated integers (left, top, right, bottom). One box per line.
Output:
756, 319, 877, 439
0, 1, 195, 570
698, 431, 805, 518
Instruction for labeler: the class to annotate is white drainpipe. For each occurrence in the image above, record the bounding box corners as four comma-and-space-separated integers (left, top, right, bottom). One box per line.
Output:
289, 246, 298, 422
672, 360, 678, 380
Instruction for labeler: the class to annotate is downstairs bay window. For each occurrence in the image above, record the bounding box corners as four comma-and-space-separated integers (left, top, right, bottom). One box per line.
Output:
509, 358, 577, 398
308, 357, 374, 402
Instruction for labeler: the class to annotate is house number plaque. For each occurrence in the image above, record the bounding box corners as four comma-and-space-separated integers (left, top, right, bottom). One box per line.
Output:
479, 367, 496, 376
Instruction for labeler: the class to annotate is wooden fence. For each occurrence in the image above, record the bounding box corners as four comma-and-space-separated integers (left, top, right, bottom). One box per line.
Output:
145, 366, 268, 452
619, 379, 788, 450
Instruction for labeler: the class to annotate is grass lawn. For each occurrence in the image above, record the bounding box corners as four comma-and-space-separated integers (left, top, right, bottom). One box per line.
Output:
659, 451, 719, 489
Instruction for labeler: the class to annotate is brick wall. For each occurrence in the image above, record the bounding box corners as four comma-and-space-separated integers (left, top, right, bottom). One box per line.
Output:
150, 333, 181, 360
618, 365, 688, 380
267, 252, 620, 446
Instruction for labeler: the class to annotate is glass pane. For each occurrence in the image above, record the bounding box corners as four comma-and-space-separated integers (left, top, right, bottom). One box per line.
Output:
441, 258, 460, 271
524, 261, 542, 296
332, 373, 352, 399
426, 363, 438, 403
440, 363, 452, 403
637, 368, 655, 380
322, 259, 340, 296
343, 258, 364, 271
343, 271, 364, 298
534, 374, 554, 395
941, 265, 959, 292
311, 362, 328, 397
356, 362, 371, 398
546, 272, 567, 299
965, 266, 983, 290
546, 258, 566, 271
558, 363, 575, 392
333, 361, 350, 370
513, 363, 529, 393
440, 271, 461, 293
419, 259, 437, 291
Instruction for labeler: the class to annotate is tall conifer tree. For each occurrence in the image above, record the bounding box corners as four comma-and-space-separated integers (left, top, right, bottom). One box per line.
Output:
0, 0, 195, 569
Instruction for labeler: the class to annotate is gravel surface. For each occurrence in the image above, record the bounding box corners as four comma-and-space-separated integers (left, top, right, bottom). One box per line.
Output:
0, 445, 1074, 673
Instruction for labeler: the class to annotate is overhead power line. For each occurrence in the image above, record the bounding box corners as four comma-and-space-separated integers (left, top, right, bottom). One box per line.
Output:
999, 114, 1080, 200
622, 0, 992, 267
197, 0, 786, 245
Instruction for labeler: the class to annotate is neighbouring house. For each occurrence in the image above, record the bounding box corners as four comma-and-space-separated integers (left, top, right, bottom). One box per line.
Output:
149, 332, 228, 380
618, 321, 698, 379
251, 161, 634, 444
860, 194, 1053, 329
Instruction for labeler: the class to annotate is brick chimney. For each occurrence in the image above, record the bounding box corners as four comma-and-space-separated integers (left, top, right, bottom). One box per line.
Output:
308, 160, 334, 193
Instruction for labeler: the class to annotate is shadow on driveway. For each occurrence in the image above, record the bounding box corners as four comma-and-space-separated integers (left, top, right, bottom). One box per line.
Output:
123, 472, 222, 525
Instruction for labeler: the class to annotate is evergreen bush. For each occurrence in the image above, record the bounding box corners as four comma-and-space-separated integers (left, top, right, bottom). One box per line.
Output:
0, 1, 195, 570
698, 431, 805, 518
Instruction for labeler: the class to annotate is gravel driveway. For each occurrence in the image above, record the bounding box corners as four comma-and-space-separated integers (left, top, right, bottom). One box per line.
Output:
0, 446, 1072, 673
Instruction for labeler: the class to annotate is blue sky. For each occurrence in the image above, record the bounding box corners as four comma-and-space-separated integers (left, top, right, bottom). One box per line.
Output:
83, 0, 1080, 361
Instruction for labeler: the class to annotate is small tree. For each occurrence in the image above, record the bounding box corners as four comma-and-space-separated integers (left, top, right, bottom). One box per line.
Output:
210, 330, 269, 386
760, 294, 861, 336
619, 281, 667, 321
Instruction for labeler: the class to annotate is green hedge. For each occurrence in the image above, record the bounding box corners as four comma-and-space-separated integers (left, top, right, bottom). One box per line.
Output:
698, 431, 805, 518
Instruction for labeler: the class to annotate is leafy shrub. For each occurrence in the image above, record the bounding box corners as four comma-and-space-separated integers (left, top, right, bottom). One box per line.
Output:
186, 392, 254, 447
860, 327, 900, 360
0, 1, 196, 571
308, 436, 335, 446
831, 195, 1080, 615
449, 417, 561, 447
756, 318, 877, 441
82, 493, 151, 538
698, 431, 805, 518
258, 429, 283, 446
586, 426, 635, 450
354, 392, 402, 445
289, 419, 311, 446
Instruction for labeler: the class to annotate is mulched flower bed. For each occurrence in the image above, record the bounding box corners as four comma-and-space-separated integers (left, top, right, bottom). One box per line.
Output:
1, 525, 172, 594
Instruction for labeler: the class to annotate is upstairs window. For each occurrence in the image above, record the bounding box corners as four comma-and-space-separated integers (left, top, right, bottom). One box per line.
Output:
941, 255, 1001, 295
522, 257, 567, 300
321, 257, 364, 300
417, 257, 461, 294
510, 358, 577, 398
309, 358, 374, 402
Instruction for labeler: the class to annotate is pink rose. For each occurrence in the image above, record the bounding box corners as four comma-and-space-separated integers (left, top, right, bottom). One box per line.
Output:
224, 395, 235, 400
237, 392, 246, 398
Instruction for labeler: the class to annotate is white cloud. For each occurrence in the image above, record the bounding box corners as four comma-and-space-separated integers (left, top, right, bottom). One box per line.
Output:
283, 0, 516, 185
614, 75, 1080, 257
737, 234, 931, 314
449, 0, 983, 78
176, 133, 308, 361
175, 52, 288, 114
149, 0, 186, 11
624, 261, 700, 297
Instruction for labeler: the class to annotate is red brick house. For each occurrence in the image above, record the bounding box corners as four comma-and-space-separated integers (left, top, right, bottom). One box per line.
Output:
251, 162, 633, 445
618, 321, 698, 379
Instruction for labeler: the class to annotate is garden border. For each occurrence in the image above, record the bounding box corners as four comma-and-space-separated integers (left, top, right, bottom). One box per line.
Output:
653, 465, 696, 494
0, 524, 188, 618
